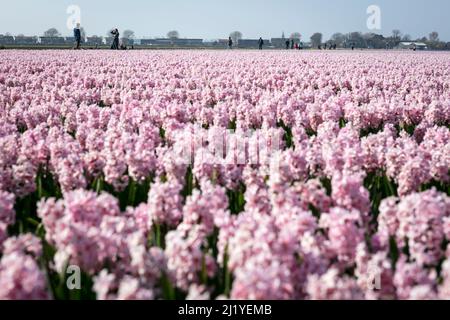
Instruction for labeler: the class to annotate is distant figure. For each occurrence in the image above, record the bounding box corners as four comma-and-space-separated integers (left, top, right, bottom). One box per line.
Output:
413, 45, 417, 51
258, 37, 264, 50
73, 23, 81, 49
318, 45, 322, 50
290, 39, 294, 49
294, 42, 299, 49
351, 44, 355, 51
285, 39, 290, 49
333, 44, 337, 50
111, 28, 120, 50
228, 37, 233, 49
324, 43, 328, 50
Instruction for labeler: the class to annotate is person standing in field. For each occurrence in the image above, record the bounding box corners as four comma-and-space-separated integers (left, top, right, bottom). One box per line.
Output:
74, 23, 82, 49
285, 39, 290, 49
228, 37, 233, 49
111, 28, 120, 50
258, 37, 264, 50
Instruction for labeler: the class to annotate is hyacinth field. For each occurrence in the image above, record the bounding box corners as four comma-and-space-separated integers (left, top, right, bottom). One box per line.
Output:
0, 50, 449, 300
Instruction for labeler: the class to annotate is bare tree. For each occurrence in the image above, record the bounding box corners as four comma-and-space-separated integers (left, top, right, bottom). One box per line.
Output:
346, 32, 364, 48
43, 28, 61, 37
429, 31, 439, 42
392, 29, 401, 40
123, 30, 135, 40
310, 33, 323, 48
229, 31, 243, 45
167, 30, 180, 39
331, 33, 345, 46
402, 34, 411, 41
290, 32, 301, 40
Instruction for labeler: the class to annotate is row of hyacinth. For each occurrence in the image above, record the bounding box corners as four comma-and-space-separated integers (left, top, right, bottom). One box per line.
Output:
0, 50, 449, 300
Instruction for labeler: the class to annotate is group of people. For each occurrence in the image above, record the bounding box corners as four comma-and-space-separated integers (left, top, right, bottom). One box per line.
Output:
73, 24, 124, 50
227, 37, 305, 50
318, 43, 338, 50
285, 39, 304, 50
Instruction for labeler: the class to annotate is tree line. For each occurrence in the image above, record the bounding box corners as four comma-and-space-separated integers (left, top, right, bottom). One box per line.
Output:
4, 28, 450, 50
312, 30, 449, 50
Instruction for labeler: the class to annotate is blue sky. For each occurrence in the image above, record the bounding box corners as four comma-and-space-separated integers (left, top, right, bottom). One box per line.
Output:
0, 0, 448, 40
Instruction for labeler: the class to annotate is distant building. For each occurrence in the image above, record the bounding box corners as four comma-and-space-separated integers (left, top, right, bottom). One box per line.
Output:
65, 37, 76, 44
203, 39, 228, 47
172, 38, 203, 46
139, 39, 151, 45
140, 38, 171, 46
85, 37, 104, 46
397, 42, 428, 50
140, 38, 203, 46
238, 39, 259, 48
0, 35, 15, 45
157, 38, 173, 45
271, 38, 286, 48
238, 39, 270, 48
39, 37, 66, 45
216, 39, 229, 47
14, 36, 37, 45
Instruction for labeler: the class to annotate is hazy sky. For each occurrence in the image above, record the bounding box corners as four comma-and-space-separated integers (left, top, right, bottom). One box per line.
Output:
0, 0, 448, 40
